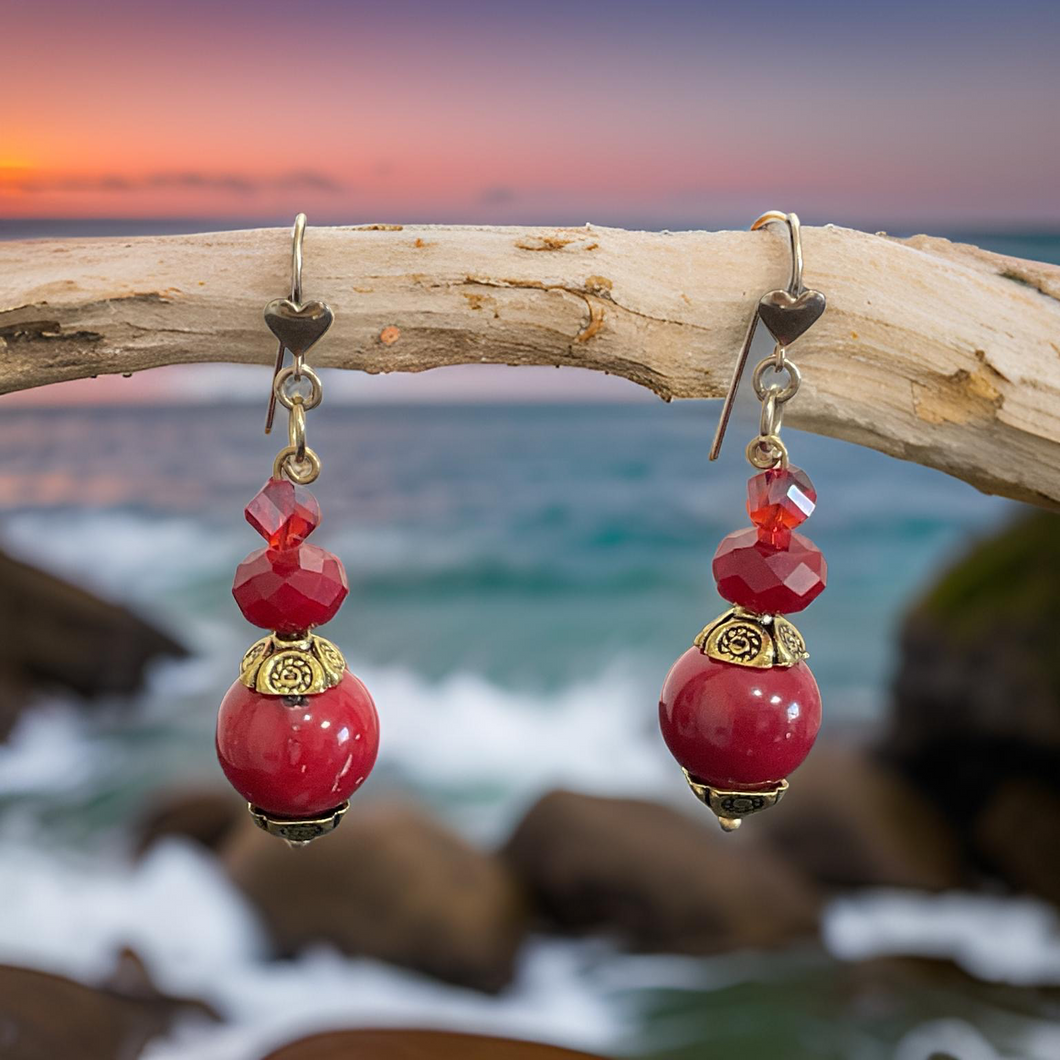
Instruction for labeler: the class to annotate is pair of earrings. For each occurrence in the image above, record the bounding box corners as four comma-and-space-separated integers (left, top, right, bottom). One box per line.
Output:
214, 212, 828, 844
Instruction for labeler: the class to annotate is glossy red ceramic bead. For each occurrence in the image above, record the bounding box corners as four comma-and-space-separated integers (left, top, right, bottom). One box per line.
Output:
232, 543, 349, 633
713, 527, 826, 615
245, 477, 321, 550
216, 671, 379, 817
659, 648, 821, 789
747, 465, 816, 546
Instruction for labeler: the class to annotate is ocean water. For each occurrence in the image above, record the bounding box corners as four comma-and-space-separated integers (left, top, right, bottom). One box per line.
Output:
0, 402, 1016, 828
1, 223, 1058, 1057
0, 400, 1055, 1059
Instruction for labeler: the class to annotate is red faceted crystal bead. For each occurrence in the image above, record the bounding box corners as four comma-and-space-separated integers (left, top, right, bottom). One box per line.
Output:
216, 671, 379, 817
747, 465, 816, 546
233, 543, 349, 633
659, 648, 821, 789
713, 527, 826, 615
245, 477, 321, 550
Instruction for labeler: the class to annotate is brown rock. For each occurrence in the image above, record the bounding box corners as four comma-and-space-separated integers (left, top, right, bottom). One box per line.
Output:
222, 801, 529, 992
0, 948, 218, 1060
502, 790, 819, 954
262, 1030, 609, 1060
888, 512, 1060, 763
882, 511, 1060, 898
136, 786, 245, 856
755, 743, 964, 891
0, 546, 185, 740
975, 778, 1060, 905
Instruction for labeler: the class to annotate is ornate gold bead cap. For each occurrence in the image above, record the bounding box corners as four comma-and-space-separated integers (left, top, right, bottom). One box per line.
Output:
694, 606, 808, 669
248, 800, 349, 847
239, 633, 347, 696
682, 771, 788, 831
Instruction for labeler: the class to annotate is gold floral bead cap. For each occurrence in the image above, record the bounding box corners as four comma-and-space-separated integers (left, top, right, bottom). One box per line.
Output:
239, 633, 347, 696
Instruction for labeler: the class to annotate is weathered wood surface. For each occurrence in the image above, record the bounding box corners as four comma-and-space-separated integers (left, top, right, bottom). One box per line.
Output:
2, 223, 1059, 506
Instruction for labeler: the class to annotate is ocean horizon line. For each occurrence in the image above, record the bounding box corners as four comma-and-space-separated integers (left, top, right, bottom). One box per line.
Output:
5, 216, 1060, 242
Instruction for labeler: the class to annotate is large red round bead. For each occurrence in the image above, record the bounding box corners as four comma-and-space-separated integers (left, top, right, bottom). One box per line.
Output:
659, 647, 821, 789
712, 527, 826, 615
232, 543, 349, 633
216, 671, 379, 817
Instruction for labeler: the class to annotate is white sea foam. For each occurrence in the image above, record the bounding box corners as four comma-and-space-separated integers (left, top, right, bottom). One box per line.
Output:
0, 704, 102, 796
1, 510, 243, 602
361, 660, 679, 841
0, 837, 263, 985
823, 889, 1060, 986
4, 747, 1060, 1059
4, 833, 1060, 1060
0, 835, 677, 1060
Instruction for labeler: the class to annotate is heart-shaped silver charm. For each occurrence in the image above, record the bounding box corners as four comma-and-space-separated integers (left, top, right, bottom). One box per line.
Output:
264, 298, 334, 356
757, 289, 826, 347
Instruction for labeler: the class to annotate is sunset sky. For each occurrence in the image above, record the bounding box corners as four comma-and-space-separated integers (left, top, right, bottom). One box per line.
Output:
4, 0, 1058, 230
3, 0, 1058, 405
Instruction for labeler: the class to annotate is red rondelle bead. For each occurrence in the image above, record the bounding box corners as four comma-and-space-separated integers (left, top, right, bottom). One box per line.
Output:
245, 477, 322, 550
659, 648, 821, 789
232, 543, 349, 632
713, 527, 826, 615
216, 671, 379, 817
748, 465, 817, 546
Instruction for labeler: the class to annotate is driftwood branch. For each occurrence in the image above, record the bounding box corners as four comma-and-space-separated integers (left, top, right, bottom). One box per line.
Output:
2, 223, 1059, 507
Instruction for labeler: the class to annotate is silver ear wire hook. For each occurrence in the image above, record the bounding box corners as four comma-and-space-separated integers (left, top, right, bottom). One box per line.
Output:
708, 211, 824, 463
260, 214, 332, 483
265, 213, 307, 434
761, 209, 804, 295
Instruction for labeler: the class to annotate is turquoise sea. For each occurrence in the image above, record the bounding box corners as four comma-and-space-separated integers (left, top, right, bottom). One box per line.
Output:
0, 227, 1057, 1059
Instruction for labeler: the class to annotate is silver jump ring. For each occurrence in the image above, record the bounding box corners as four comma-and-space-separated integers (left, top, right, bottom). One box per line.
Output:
746, 434, 789, 470
288, 398, 307, 464
274, 364, 323, 412
752, 356, 801, 404
759, 389, 785, 439
273, 445, 321, 485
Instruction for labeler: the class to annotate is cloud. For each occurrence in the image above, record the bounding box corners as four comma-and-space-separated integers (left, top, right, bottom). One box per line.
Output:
5, 170, 345, 195
478, 185, 517, 205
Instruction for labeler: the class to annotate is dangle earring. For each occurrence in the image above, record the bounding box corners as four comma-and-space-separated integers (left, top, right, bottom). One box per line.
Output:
659, 211, 827, 831
215, 214, 380, 845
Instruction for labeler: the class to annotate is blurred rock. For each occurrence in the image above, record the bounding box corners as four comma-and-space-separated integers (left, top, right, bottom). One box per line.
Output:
0, 947, 218, 1060
974, 778, 1060, 905
222, 801, 529, 992
755, 743, 964, 891
102, 946, 220, 1020
882, 511, 1060, 896
839, 955, 1060, 1025
262, 1029, 608, 1060
502, 789, 819, 953
0, 546, 185, 740
136, 786, 245, 856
